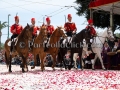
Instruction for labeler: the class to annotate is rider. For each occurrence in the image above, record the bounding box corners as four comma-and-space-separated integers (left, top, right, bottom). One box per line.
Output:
64, 14, 77, 36
29, 18, 40, 50
64, 14, 77, 47
86, 18, 97, 51
10, 15, 23, 52
31, 18, 40, 39
44, 17, 54, 51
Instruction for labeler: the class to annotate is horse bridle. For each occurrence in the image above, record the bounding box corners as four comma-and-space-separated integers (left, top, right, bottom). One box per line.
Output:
38, 28, 48, 42
51, 28, 66, 38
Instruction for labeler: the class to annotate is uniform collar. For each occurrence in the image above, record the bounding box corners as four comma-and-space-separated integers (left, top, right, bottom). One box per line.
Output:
31, 24, 35, 26
15, 23, 19, 25
47, 24, 51, 26
67, 21, 72, 23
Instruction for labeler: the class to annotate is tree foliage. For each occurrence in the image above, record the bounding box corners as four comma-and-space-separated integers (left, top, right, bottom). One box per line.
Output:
75, 0, 120, 32
0, 21, 8, 31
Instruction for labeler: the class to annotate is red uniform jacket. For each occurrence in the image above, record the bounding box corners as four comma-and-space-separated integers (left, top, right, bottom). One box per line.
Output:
46, 25, 54, 35
33, 26, 40, 36
10, 24, 23, 34
86, 26, 96, 36
64, 22, 77, 32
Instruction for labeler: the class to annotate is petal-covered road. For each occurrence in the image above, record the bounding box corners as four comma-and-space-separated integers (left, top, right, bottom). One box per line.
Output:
0, 65, 120, 90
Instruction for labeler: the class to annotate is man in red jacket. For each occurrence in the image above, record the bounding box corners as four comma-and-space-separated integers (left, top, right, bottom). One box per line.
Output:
46, 17, 54, 38
64, 14, 77, 49
64, 14, 77, 37
86, 19, 97, 51
29, 18, 40, 50
31, 18, 40, 39
10, 15, 23, 52
44, 17, 54, 51
86, 19, 96, 37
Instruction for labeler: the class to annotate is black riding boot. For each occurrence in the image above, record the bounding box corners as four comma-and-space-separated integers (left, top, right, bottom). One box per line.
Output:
10, 41, 15, 52
10, 45, 13, 52
44, 43, 48, 52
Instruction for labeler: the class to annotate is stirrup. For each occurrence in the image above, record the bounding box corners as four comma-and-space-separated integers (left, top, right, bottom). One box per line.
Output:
44, 48, 48, 52
29, 47, 32, 51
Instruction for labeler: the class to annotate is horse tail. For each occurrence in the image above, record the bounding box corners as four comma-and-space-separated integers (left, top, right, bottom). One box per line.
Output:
5, 51, 9, 68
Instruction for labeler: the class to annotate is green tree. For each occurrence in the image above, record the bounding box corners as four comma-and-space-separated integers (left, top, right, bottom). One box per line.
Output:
0, 21, 7, 50
75, 0, 120, 32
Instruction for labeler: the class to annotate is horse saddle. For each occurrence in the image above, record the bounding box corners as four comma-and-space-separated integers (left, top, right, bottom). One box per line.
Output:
7, 38, 18, 46
62, 36, 72, 45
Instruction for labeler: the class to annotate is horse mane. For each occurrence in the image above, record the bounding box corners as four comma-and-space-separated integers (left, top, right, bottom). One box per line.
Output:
77, 29, 84, 35
50, 28, 58, 38
18, 25, 28, 38
75, 29, 85, 38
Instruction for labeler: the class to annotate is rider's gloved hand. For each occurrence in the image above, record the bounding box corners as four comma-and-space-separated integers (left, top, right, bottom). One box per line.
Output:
72, 31, 76, 35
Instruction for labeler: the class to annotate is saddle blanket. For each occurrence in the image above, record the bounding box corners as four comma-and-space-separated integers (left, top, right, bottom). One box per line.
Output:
7, 38, 18, 46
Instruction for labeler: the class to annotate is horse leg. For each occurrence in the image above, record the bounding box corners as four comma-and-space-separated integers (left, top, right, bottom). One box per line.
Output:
51, 54, 56, 71
62, 51, 67, 70
62, 57, 67, 70
59, 55, 63, 71
97, 53, 106, 70
73, 53, 78, 69
5, 51, 12, 72
79, 51, 83, 70
9, 54, 12, 72
91, 54, 97, 70
21, 55, 28, 72
68, 52, 73, 70
31, 53, 37, 69
81, 58, 84, 69
40, 54, 45, 71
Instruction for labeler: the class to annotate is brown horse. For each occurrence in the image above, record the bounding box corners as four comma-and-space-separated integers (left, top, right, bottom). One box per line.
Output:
42, 26, 66, 71
31, 26, 47, 70
31, 26, 66, 71
4, 24, 33, 72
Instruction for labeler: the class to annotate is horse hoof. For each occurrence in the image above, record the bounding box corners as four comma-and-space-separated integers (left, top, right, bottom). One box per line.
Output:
22, 69, 25, 73
68, 67, 71, 70
9, 70, 12, 73
75, 68, 78, 70
103, 68, 106, 70
24, 68, 28, 72
31, 67, 35, 69
53, 68, 55, 71
81, 68, 83, 71
92, 68, 95, 70
22, 70, 25, 73
65, 67, 67, 70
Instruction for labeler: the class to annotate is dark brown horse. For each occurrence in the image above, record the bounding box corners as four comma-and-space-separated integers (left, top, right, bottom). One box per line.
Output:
58, 29, 91, 70
4, 24, 33, 72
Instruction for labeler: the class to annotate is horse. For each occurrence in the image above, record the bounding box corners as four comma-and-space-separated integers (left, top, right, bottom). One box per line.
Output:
31, 25, 48, 70
4, 24, 33, 72
81, 27, 114, 70
35, 26, 66, 71
58, 29, 91, 70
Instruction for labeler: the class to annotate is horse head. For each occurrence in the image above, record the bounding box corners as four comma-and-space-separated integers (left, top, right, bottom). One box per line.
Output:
39, 25, 48, 41
53, 26, 66, 39
106, 27, 115, 41
25, 23, 34, 41
83, 29, 92, 44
